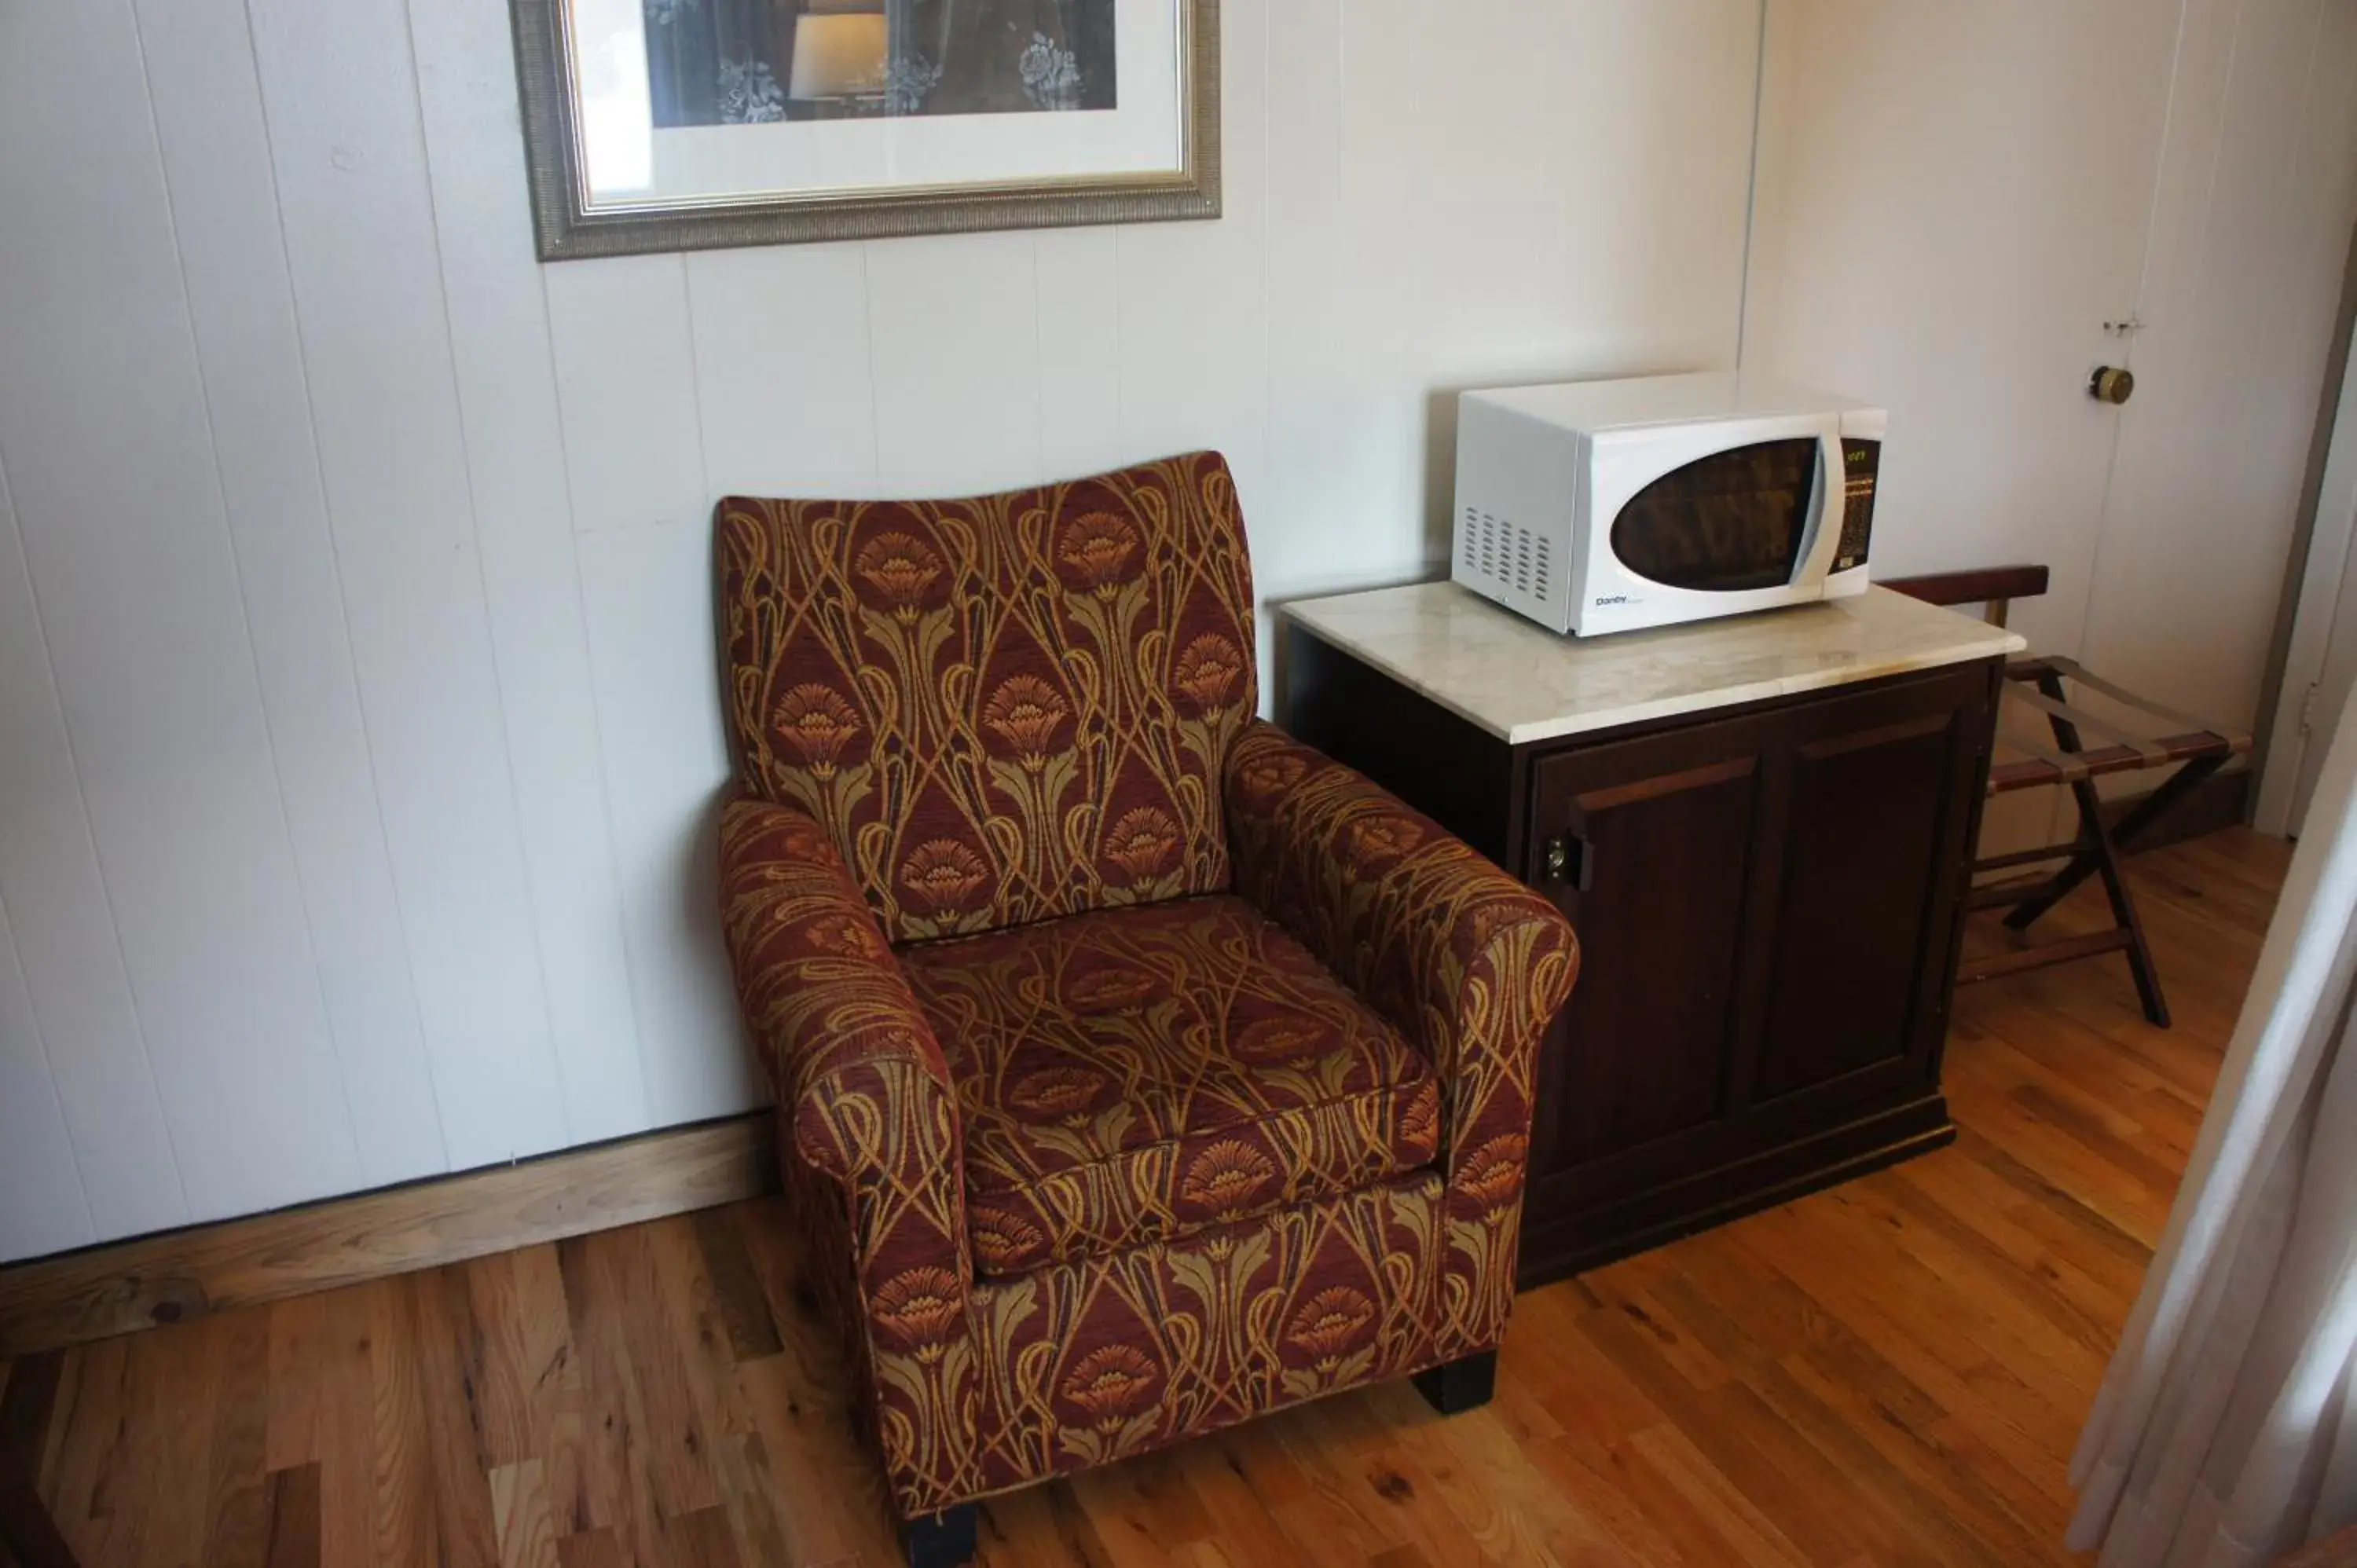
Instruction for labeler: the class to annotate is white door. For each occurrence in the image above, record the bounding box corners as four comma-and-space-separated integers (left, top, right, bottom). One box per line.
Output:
2079, 0, 2357, 800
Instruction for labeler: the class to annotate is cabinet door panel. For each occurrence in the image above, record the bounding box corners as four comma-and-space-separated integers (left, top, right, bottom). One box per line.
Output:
1516, 662, 1992, 1236
1528, 744, 1760, 1179
1754, 712, 1958, 1099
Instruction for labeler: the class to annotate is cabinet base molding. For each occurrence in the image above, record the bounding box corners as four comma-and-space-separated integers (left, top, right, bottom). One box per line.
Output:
1516, 1094, 1956, 1289
0, 1113, 776, 1357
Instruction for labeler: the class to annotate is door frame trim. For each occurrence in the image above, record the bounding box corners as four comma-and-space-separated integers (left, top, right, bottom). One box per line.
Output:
2256, 217, 2357, 835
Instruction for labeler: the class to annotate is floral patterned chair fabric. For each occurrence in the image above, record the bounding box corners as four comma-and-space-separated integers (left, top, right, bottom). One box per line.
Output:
900, 893, 1446, 1278
720, 452, 1257, 944
715, 453, 1578, 1557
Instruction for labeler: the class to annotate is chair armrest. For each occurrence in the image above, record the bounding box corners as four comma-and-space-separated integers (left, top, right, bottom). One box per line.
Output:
718, 797, 969, 1274
1224, 721, 1579, 1104
1223, 721, 1578, 1349
720, 797, 988, 1514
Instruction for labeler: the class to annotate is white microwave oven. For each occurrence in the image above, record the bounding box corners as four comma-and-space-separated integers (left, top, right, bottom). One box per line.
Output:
1451, 372, 1885, 637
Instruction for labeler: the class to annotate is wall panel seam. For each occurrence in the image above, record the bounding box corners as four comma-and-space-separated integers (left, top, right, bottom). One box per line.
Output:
397, 0, 577, 1152
0, 421, 192, 1224
1030, 237, 1050, 481
530, 266, 657, 1124
0, 456, 98, 1245
856, 245, 888, 485
1110, 235, 1128, 449
125, 0, 370, 1184
2282, 0, 2333, 247
647, 252, 716, 1120
677, 256, 718, 496
236, 0, 453, 1174
0, 889, 94, 1246
1255, 0, 1272, 532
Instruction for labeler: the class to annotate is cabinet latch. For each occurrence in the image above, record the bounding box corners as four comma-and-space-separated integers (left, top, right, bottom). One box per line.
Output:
1542, 833, 1595, 892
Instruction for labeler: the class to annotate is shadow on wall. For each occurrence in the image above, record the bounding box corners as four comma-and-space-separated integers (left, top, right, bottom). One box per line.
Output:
687, 780, 769, 1112
699, 523, 767, 1118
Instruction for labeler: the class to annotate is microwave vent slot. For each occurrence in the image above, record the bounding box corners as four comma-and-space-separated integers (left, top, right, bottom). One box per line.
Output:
1461, 506, 1549, 603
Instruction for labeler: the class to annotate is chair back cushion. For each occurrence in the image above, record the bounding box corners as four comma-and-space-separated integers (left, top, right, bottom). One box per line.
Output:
717, 452, 1258, 941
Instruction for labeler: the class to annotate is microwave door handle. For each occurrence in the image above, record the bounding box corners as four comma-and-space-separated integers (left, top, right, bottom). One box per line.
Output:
1795, 428, 1847, 582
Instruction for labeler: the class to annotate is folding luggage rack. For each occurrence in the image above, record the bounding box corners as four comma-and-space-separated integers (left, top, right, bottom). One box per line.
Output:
1884, 565, 2251, 1028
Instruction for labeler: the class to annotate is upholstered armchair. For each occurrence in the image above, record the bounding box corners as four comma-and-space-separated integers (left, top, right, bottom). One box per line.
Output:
714, 453, 1578, 1567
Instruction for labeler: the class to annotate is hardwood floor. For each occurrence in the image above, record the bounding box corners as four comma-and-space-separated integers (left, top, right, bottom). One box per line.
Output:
0, 828, 2293, 1567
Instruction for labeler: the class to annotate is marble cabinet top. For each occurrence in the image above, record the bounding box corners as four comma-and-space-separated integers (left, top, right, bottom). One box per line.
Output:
1281, 583, 2027, 746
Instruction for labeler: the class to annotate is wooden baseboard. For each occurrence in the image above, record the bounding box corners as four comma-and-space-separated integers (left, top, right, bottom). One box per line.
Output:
0, 1112, 776, 1358
2105, 764, 2252, 853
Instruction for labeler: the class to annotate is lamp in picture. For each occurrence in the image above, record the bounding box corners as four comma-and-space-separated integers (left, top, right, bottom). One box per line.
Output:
787, 9, 889, 106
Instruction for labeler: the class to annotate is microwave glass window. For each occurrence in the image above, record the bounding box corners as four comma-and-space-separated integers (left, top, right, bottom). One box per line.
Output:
1610, 438, 1820, 593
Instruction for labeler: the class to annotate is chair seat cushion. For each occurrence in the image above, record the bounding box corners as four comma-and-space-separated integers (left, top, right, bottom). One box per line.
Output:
896, 896, 1442, 1277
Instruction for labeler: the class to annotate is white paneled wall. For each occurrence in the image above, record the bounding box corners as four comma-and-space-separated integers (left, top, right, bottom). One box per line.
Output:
0, 0, 1763, 1259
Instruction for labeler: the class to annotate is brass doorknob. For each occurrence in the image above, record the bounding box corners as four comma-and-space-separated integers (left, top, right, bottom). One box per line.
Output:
2091, 366, 2135, 405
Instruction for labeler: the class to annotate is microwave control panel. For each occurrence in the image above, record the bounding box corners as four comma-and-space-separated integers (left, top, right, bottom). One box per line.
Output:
1835, 438, 1881, 574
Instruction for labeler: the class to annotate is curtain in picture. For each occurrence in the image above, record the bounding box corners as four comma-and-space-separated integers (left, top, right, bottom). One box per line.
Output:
2069, 684, 2357, 1565
924, 0, 1114, 115
643, 0, 1116, 126
644, 0, 782, 126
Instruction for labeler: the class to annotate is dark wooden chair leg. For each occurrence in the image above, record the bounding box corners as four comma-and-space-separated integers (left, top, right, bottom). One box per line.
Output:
900, 1503, 977, 1568
1411, 1350, 1497, 1416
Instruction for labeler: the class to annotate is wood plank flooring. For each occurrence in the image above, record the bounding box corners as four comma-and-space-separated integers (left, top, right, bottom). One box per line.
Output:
0, 827, 2292, 1567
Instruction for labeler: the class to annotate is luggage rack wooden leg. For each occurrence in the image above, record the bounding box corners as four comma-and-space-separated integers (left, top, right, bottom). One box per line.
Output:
1997, 746, 2228, 931
1959, 667, 2226, 1029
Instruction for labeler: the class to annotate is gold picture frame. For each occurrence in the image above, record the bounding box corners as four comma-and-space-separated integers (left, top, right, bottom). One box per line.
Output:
509, 0, 1220, 261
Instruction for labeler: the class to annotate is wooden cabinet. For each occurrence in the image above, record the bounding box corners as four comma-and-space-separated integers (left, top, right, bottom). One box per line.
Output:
1287, 628, 2000, 1288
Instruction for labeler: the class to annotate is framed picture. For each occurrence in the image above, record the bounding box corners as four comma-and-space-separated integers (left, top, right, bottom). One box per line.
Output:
510, 0, 1220, 260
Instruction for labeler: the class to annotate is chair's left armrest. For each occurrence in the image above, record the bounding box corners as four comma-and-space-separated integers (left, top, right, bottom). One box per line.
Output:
717, 796, 972, 1279
719, 795, 988, 1517
1223, 720, 1578, 1348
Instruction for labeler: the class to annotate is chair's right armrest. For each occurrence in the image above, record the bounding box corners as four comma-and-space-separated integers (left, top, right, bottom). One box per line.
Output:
719, 797, 969, 1273
1222, 722, 1577, 1354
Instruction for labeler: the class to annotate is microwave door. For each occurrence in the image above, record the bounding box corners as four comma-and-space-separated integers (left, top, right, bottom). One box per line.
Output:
1585, 415, 1841, 632
1582, 416, 1843, 632
1790, 427, 1848, 585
